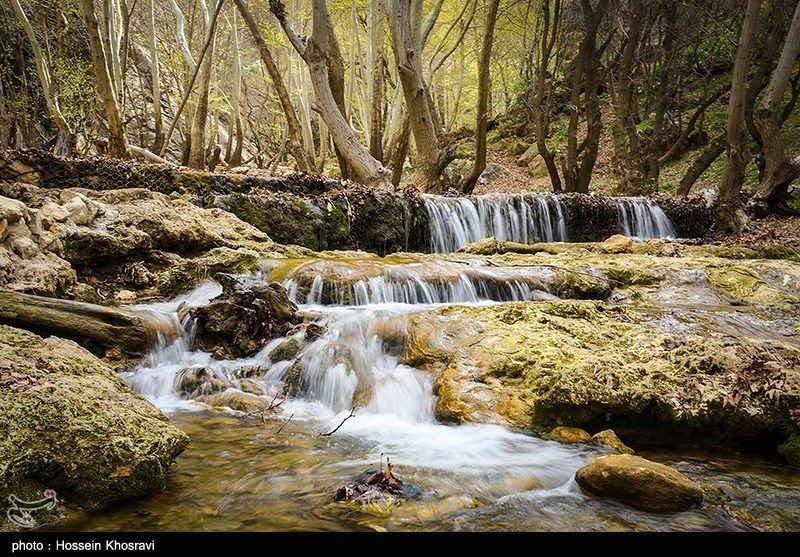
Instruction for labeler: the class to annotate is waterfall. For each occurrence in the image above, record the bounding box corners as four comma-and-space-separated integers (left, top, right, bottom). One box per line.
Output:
614, 197, 676, 240
281, 260, 557, 306
423, 193, 568, 253
422, 193, 678, 251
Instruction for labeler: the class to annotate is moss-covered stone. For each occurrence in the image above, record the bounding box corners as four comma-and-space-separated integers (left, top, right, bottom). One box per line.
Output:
778, 431, 800, 466
575, 454, 704, 512
269, 338, 302, 362
0, 325, 188, 523
591, 429, 634, 454
543, 426, 592, 444
402, 300, 800, 459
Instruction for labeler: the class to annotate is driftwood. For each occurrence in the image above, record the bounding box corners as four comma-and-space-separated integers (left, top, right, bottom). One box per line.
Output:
0, 289, 181, 353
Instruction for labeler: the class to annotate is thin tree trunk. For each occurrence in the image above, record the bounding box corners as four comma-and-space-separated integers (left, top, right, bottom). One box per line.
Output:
235, 0, 313, 172
531, 0, 562, 192
270, 0, 387, 184
10, 0, 74, 155
81, 0, 130, 158
387, 0, 448, 190
187, 0, 220, 169
716, 0, 761, 233
148, 0, 164, 153
461, 0, 500, 194
389, 115, 411, 187
367, 0, 385, 162
751, 0, 800, 211
677, 134, 725, 196
227, 9, 244, 166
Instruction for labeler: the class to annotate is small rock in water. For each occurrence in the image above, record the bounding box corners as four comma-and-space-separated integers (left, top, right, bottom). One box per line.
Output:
575, 454, 704, 512
543, 426, 592, 444
591, 429, 634, 454
596, 234, 634, 254
269, 337, 302, 362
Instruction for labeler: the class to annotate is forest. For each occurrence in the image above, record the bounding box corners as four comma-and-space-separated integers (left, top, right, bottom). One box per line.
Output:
1, 0, 800, 534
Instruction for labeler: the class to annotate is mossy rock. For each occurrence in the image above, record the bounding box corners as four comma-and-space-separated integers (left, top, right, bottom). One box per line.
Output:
591, 429, 634, 454
778, 431, 800, 466
0, 325, 188, 521
543, 426, 592, 444
269, 338, 302, 363
575, 454, 704, 512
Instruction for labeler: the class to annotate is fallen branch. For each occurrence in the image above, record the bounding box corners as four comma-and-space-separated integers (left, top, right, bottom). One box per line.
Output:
321, 406, 356, 436
274, 412, 294, 435
129, 145, 176, 166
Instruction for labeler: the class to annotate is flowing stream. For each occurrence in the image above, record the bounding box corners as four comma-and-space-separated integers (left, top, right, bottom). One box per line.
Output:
63, 259, 800, 531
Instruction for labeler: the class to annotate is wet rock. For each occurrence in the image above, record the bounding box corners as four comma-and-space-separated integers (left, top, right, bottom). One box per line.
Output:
177, 367, 234, 397
190, 273, 298, 358
591, 429, 634, 454
334, 463, 420, 517
0, 325, 188, 519
575, 454, 704, 512
596, 234, 634, 254
238, 379, 266, 396
269, 337, 302, 362
543, 426, 592, 444
199, 389, 270, 413
404, 298, 800, 453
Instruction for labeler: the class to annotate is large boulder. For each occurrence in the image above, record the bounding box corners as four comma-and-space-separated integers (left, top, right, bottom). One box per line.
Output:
190, 273, 298, 358
0, 325, 188, 523
574, 454, 704, 512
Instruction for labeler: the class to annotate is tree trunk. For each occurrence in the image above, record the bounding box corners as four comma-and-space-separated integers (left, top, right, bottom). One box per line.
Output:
389, 114, 411, 186
235, 0, 313, 173
387, 0, 447, 190
461, 0, 501, 194
81, 0, 131, 158
10, 0, 75, 156
187, 0, 220, 169
677, 134, 725, 196
270, 0, 388, 185
531, 0, 562, 192
148, 0, 165, 153
0, 290, 181, 355
367, 0, 385, 162
716, 0, 761, 233
750, 0, 800, 212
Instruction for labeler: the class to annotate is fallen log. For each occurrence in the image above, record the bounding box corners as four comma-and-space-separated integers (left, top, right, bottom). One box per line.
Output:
0, 290, 181, 354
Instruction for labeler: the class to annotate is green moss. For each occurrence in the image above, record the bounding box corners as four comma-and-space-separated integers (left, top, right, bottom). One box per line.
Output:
778, 431, 800, 466
0, 326, 188, 521
704, 264, 800, 304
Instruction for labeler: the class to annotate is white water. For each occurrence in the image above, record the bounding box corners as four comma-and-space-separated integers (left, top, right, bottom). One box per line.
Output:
123, 272, 592, 486
423, 193, 567, 253
614, 197, 676, 240
282, 260, 558, 306
423, 193, 677, 252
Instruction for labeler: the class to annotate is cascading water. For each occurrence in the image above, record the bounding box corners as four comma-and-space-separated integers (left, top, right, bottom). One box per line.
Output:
123, 264, 590, 498
422, 193, 678, 252
423, 193, 567, 253
281, 260, 557, 306
614, 197, 676, 240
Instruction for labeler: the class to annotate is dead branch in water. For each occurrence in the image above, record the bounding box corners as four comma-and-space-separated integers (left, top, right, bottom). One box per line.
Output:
274, 413, 294, 435
321, 407, 357, 436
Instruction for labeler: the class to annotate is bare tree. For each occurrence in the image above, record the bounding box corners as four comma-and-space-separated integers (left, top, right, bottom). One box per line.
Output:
751, 0, 800, 214
147, 0, 165, 153
270, 0, 389, 185
233, 0, 313, 172
10, 0, 75, 155
716, 0, 761, 233
80, 0, 131, 158
386, 0, 454, 190
461, 0, 501, 194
